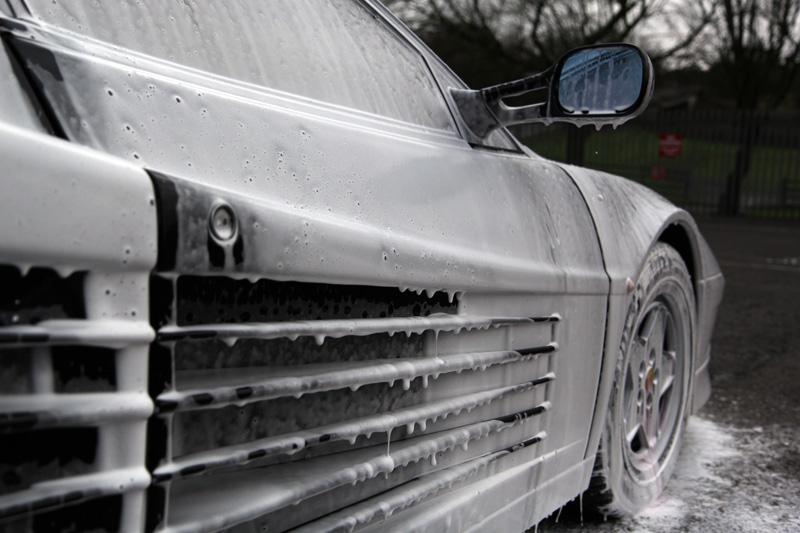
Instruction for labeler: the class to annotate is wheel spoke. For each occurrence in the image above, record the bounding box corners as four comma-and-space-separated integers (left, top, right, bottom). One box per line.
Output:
626, 423, 642, 445
654, 313, 673, 376
662, 349, 677, 376
630, 337, 648, 379
648, 307, 667, 364
659, 374, 675, 400
624, 374, 639, 430
641, 305, 666, 344
638, 307, 660, 346
645, 402, 659, 448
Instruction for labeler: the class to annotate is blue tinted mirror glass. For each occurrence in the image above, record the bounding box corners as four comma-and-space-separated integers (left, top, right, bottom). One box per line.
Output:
557, 47, 644, 115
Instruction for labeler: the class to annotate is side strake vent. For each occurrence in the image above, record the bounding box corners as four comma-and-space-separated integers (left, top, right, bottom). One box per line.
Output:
0, 265, 153, 532
147, 275, 560, 533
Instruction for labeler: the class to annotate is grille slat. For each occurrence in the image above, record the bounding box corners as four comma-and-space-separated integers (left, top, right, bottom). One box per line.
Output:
164, 414, 549, 533
0, 320, 153, 348
290, 445, 540, 533
157, 344, 557, 413
0, 467, 150, 522
154, 376, 554, 481
0, 392, 152, 432
157, 313, 557, 343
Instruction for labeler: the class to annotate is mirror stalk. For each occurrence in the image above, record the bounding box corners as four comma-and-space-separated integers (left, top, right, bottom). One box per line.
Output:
451, 66, 555, 140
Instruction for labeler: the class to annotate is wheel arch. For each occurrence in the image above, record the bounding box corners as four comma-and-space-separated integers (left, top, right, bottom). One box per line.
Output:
658, 222, 696, 287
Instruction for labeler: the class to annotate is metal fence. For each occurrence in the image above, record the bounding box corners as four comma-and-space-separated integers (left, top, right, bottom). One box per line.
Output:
512, 109, 800, 218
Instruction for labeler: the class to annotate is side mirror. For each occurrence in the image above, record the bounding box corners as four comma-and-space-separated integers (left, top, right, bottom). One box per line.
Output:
450, 44, 654, 140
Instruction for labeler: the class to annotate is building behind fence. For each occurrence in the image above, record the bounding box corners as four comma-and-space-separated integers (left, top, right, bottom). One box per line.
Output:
512, 109, 800, 218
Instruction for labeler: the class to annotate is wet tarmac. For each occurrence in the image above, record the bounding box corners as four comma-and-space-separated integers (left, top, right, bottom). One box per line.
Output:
536, 217, 800, 532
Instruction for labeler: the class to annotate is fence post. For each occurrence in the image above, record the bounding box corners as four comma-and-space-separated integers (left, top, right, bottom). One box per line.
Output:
566, 126, 587, 166
723, 111, 759, 216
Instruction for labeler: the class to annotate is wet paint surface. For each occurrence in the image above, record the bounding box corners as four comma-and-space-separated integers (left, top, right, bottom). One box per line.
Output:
10, 16, 608, 296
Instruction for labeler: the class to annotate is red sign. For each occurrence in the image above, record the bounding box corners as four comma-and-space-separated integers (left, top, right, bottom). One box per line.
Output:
658, 134, 684, 158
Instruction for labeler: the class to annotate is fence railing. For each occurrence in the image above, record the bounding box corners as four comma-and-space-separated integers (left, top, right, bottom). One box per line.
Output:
512, 109, 800, 218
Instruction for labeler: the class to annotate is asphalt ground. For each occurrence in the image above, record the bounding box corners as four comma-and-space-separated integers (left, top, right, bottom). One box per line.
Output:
535, 217, 800, 532
698, 218, 800, 438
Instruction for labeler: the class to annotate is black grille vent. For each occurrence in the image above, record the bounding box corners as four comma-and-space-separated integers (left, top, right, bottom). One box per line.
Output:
0, 428, 98, 495
50, 346, 117, 393
32, 494, 122, 533
0, 265, 85, 326
174, 275, 459, 326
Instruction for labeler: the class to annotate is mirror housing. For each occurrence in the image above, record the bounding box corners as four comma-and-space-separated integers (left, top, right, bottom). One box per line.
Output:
450, 44, 654, 140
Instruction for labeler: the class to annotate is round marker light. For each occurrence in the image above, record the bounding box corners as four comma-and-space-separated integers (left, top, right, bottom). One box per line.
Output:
209, 203, 237, 241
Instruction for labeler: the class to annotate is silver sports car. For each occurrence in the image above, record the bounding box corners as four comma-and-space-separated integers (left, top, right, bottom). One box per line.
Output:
0, 1, 723, 532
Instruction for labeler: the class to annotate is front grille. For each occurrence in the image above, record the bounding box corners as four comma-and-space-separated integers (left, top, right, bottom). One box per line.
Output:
0, 265, 153, 532
147, 275, 560, 532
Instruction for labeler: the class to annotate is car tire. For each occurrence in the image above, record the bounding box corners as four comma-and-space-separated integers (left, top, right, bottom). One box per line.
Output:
588, 242, 695, 516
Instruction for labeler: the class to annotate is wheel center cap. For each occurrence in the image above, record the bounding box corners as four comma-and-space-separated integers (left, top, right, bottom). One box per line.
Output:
645, 369, 655, 393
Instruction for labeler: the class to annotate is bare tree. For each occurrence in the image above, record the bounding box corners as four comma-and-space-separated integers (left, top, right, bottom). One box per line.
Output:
387, 0, 713, 88
709, 0, 800, 108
